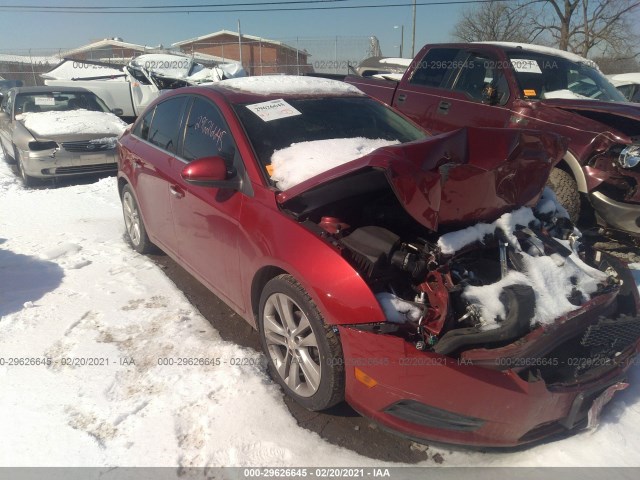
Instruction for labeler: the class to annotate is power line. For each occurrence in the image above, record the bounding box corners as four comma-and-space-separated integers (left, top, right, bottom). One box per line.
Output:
0, 0, 510, 14
0, 0, 349, 10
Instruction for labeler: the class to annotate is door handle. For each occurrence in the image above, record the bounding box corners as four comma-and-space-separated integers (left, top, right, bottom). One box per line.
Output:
438, 101, 450, 114
397, 94, 407, 104
169, 185, 185, 199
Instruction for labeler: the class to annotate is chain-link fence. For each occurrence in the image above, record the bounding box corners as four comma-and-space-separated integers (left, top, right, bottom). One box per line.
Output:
0, 36, 382, 86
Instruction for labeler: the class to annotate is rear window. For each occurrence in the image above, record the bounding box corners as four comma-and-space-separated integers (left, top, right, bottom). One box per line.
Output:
147, 96, 188, 154
409, 48, 461, 88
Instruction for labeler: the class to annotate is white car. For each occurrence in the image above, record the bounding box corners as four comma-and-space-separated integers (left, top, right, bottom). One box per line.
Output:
608, 73, 640, 102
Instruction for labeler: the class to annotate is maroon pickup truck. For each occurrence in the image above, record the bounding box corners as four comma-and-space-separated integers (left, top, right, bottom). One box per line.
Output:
346, 42, 640, 238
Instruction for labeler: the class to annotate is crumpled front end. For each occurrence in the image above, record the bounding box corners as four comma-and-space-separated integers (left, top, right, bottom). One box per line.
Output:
280, 127, 640, 445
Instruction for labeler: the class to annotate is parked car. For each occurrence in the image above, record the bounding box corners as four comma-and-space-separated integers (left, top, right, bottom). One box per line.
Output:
0, 86, 127, 186
608, 73, 640, 103
117, 76, 640, 447
346, 42, 640, 240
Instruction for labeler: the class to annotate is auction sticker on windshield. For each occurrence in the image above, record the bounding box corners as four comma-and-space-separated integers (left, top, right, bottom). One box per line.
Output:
246, 99, 302, 122
34, 97, 55, 106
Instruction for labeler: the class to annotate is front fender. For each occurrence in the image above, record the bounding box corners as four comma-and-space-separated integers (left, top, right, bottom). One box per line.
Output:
240, 192, 386, 327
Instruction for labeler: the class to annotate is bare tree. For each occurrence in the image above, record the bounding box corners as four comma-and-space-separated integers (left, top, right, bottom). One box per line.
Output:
452, 1, 537, 43
527, 0, 640, 57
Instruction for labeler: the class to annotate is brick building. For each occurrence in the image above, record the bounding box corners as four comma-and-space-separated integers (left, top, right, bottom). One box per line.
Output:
172, 30, 312, 75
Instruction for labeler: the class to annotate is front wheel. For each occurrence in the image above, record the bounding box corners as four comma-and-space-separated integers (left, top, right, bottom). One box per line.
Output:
121, 184, 153, 254
15, 149, 37, 187
258, 274, 344, 411
546, 167, 580, 223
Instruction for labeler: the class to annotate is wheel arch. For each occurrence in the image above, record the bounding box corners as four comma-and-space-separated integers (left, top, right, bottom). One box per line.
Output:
250, 265, 289, 327
557, 150, 587, 193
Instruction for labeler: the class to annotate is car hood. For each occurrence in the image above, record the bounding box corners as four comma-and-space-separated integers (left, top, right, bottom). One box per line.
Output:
17, 110, 127, 142
538, 98, 640, 139
277, 127, 566, 231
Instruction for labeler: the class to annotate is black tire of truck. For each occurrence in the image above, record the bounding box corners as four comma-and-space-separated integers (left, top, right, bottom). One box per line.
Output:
546, 168, 581, 224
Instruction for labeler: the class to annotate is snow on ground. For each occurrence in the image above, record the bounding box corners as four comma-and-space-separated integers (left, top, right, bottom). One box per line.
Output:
221, 75, 363, 95
2, 152, 640, 468
270, 137, 399, 190
0, 158, 385, 468
19, 110, 127, 137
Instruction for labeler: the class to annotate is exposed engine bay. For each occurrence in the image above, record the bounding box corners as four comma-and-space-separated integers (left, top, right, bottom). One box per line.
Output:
293, 185, 640, 385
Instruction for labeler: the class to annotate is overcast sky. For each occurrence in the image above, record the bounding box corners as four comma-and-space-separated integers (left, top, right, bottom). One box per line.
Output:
0, 0, 468, 57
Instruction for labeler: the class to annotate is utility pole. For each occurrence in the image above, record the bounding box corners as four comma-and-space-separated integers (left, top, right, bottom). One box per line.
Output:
411, 0, 416, 58
237, 19, 243, 67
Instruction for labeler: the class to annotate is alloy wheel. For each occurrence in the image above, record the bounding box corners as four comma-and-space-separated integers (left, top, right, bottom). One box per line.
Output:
262, 292, 321, 397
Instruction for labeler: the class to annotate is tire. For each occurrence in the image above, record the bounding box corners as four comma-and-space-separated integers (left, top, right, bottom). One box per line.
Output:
15, 149, 37, 187
258, 274, 344, 411
546, 167, 580, 223
121, 184, 153, 254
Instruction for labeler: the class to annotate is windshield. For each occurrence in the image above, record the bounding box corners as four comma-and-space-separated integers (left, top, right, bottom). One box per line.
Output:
507, 52, 626, 102
15, 91, 110, 117
233, 96, 427, 171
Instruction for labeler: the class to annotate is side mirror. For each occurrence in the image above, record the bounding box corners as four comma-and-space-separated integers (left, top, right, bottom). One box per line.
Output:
181, 156, 242, 190
111, 108, 124, 116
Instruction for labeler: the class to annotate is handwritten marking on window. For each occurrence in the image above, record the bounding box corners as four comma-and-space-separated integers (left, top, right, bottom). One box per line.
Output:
194, 115, 228, 149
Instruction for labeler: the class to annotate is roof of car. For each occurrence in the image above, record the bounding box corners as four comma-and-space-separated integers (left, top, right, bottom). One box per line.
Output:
201, 75, 365, 103
10, 86, 93, 95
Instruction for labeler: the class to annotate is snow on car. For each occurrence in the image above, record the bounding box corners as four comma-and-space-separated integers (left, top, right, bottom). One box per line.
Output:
117, 75, 640, 447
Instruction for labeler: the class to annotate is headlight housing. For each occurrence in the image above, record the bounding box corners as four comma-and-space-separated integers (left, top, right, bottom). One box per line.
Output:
618, 145, 640, 169
28, 141, 58, 151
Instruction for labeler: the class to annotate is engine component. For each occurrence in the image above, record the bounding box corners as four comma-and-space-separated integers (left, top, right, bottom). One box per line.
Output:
340, 226, 399, 278
319, 216, 350, 235
433, 285, 535, 355
390, 250, 428, 279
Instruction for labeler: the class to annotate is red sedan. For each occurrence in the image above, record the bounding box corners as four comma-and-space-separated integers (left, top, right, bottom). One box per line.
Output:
117, 76, 640, 447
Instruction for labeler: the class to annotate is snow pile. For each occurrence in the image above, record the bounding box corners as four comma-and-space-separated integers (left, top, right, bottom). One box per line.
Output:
270, 137, 399, 190
222, 75, 363, 95
437, 207, 537, 255
535, 187, 570, 219
437, 191, 607, 329
130, 54, 194, 79
41, 60, 124, 80
542, 89, 592, 100
464, 245, 607, 329
477, 42, 600, 70
19, 110, 127, 137
376, 293, 422, 324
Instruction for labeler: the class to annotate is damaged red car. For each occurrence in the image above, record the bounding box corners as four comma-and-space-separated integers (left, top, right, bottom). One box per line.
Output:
117, 76, 640, 447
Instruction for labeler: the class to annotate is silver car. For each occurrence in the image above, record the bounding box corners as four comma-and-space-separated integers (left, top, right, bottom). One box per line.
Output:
0, 86, 126, 186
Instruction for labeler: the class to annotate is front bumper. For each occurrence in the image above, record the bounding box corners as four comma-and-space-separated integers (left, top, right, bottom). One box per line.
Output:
589, 191, 640, 235
339, 326, 638, 447
20, 147, 118, 179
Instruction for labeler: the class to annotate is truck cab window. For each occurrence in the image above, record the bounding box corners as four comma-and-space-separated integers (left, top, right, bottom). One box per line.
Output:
409, 48, 461, 88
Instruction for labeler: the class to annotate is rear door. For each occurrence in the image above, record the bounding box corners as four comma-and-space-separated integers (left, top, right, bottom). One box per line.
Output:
123, 95, 189, 255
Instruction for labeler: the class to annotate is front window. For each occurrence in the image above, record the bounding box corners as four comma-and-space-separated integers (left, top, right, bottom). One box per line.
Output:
14, 91, 111, 116
233, 96, 426, 174
507, 52, 626, 102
